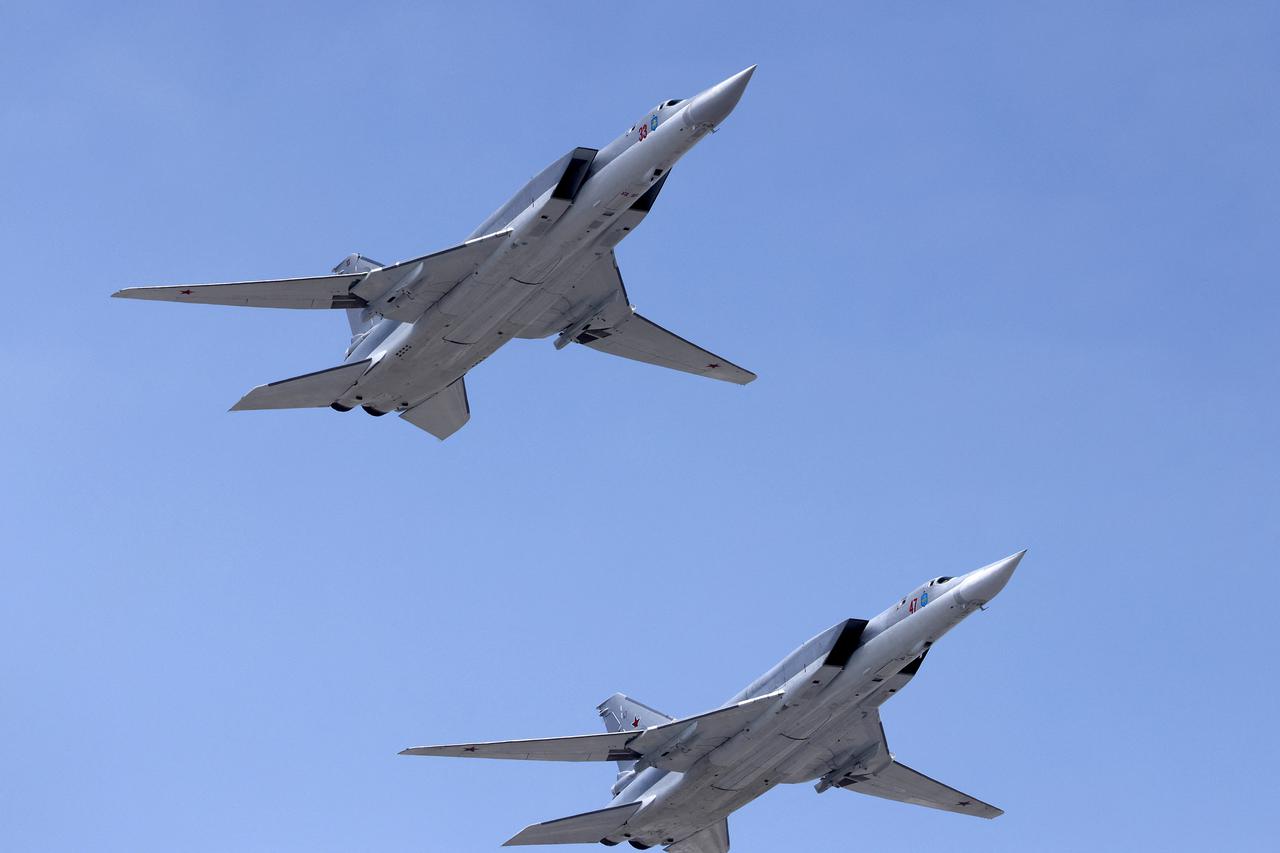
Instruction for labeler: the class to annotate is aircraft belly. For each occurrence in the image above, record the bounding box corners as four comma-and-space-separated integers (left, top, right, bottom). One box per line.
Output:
505, 292, 572, 339
425, 227, 610, 343
703, 732, 807, 792
344, 354, 450, 411
480, 163, 642, 340
775, 741, 839, 783
344, 324, 507, 411
520, 253, 566, 283
625, 777, 767, 849
508, 248, 625, 340
780, 710, 832, 741
502, 247, 616, 339
437, 278, 540, 344
340, 265, 532, 407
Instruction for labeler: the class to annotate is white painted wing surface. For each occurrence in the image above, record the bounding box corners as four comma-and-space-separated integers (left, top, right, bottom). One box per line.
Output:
112, 272, 366, 309
353, 229, 512, 322
230, 360, 371, 411
838, 760, 1003, 819
578, 311, 756, 385
503, 802, 643, 847
567, 252, 755, 385
399, 691, 781, 766
400, 729, 637, 762
627, 690, 782, 773
111, 230, 510, 316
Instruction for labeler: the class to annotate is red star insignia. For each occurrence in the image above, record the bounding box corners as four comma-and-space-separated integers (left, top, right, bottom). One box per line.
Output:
178, 289, 193, 295
706, 363, 719, 369
632, 717, 640, 728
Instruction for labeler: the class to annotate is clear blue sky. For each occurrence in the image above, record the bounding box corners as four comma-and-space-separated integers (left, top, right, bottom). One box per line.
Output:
2, 2, 1277, 850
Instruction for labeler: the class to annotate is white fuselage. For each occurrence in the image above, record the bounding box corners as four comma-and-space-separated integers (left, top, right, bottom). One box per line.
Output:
606, 573, 993, 848
333, 103, 714, 414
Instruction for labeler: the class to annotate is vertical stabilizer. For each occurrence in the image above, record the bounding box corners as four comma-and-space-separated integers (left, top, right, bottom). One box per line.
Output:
331, 253, 383, 339
597, 693, 674, 735
597, 693, 673, 789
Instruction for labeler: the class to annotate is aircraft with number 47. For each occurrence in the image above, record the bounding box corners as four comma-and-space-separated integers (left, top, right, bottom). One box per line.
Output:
401, 551, 1025, 852
112, 67, 760, 439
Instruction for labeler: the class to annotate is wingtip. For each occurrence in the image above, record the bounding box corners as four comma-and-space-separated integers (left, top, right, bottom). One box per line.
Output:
228, 396, 260, 412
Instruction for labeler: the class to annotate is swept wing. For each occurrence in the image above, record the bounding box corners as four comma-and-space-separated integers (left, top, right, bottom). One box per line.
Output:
820, 705, 1001, 819
401, 690, 781, 772
112, 230, 509, 319
111, 271, 367, 309
567, 253, 755, 385
837, 760, 1003, 819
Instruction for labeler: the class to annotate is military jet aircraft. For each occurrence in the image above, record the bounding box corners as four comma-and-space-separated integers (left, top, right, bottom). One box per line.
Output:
112, 67, 759, 439
402, 551, 1024, 852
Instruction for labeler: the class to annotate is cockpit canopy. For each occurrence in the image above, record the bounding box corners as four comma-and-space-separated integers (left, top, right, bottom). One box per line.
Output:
628, 99, 687, 134
896, 576, 958, 609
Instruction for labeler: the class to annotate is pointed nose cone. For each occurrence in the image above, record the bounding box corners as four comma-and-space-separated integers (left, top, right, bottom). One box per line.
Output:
685, 65, 757, 127
955, 550, 1026, 606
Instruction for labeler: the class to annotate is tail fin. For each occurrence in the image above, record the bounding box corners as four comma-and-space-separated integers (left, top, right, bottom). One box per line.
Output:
332, 253, 383, 339
597, 693, 674, 736
597, 693, 673, 791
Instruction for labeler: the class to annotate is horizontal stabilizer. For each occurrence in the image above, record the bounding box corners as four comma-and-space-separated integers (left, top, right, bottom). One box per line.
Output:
400, 690, 781, 772
503, 802, 641, 847
837, 760, 1002, 819
400, 377, 470, 440
230, 360, 371, 411
577, 311, 755, 385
